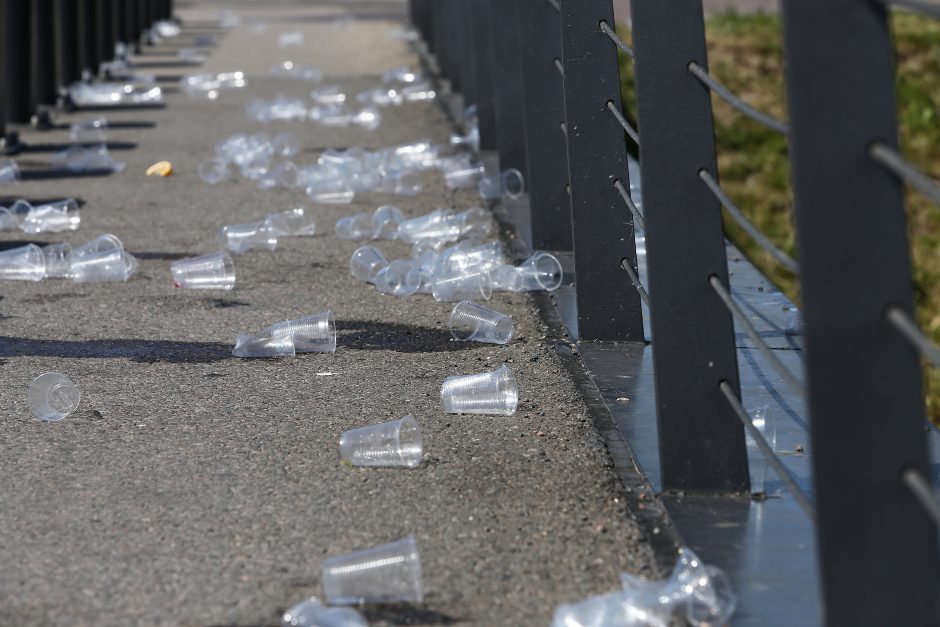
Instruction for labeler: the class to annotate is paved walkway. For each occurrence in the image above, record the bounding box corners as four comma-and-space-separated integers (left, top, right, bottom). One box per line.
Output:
0, 3, 658, 626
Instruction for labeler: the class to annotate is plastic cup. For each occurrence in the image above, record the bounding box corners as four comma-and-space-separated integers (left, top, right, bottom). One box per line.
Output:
449, 300, 513, 344
431, 265, 492, 302
221, 221, 278, 254
372, 205, 404, 240
336, 213, 373, 240
478, 168, 525, 200
0, 206, 16, 230
311, 85, 346, 105
515, 251, 563, 291
306, 185, 355, 204
321, 536, 423, 605
69, 249, 138, 282
70, 117, 108, 144
350, 246, 388, 283
171, 251, 235, 290
42, 243, 73, 278
264, 207, 316, 237
0, 244, 46, 281
340, 415, 423, 468
374, 260, 421, 297
15, 199, 81, 234
441, 364, 518, 415
199, 158, 230, 185
28, 373, 81, 421
232, 332, 296, 358
0, 158, 21, 184
73, 233, 123, 258
282, 597, 367, 627
267, 311, 337, 353
272, 132, 300, 158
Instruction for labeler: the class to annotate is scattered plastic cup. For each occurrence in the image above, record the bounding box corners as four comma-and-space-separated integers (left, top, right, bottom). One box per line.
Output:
478, 168, 525, 200
515, 251, 563, 291
350, 246, 388, 283
431, 265, 492, 302
70, 117, 108, 144
171, 251, 235, 290
73, 233, 123, 258
0, 158, 20, 184
221, 221, 278, 254
268, 311, 337, 353
15, 199, 81, 234
441, 364, 518, 415
449, 300, 513, 344
42, 243, 73, 278
69, 248, 138, 282
28, 373, 81, 421
321, 536, 423, 605
374, 259, 421, 297
0, 244, 46, 281
340, 415, 423, 468
372, 205, 404, 240
199, 158, 230, 185
264, 207, 316, 236
336, 213, 373, 240
232, 331, 296, 358
282, 597, 368, 627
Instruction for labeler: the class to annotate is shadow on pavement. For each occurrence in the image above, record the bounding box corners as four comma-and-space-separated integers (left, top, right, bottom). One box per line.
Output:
363, 604, 462, 625
0, 336, 233, 364
23, 141, 138, 153
338, 319, 485, 354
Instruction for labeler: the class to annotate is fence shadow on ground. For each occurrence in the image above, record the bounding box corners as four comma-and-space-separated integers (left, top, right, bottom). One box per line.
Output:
0, 336, 233, 364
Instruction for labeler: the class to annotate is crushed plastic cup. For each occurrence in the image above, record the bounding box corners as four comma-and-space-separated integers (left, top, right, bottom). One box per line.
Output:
233, 331, 296, 358
55, 144, 126, 173
258, 161, 300, 190
70, 117, 108, 144
449, 300, 513, 344
28, 373, 81, 421
321, 536, 423, 605
478, 168, 525, 200
69, 248, 138, 283
0, 244, 46, 281
372, 205, 404, 240
282, 597, 368, 627
0, 159, 20, 184
42, 243, 73, 278
69, 82, 163, 106
441, 364, 518, 415
0, 206, 16, 230
171, 251, 235, 290
515, 251, 563, 291
336, 213, 373, 240
374, 260, 421, 297
221, 221, 278, 254
199, 158, 230, 185
14, 199, 80, 234
264, 207, 316, 237
350, 246, 388, 283
311, 85, 346, 105
267, 311, 337, 354
340, 415, 423, 468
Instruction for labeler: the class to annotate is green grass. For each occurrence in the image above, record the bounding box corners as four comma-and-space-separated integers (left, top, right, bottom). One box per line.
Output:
618, 11, 940, 422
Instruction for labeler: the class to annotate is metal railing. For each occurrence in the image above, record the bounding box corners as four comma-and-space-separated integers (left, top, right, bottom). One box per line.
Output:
409, 0, 940, 624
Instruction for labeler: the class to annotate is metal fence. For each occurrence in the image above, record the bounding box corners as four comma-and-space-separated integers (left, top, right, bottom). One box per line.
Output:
0, 0, 174, 150
408, 0, 940, 624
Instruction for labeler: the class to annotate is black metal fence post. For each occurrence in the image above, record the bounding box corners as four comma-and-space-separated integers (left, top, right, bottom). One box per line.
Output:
29, 0, 56, 123
516, 0, 573, 250
456, 0, 477, 112
470, 0, 497, 150
95, 0, 114, 64
489, 0, 528, 176
53, 0, 80, 93
630, 0, 750, 491
3, 0, 32, 124
782, 1, 940, 624
559, 0, 644, 342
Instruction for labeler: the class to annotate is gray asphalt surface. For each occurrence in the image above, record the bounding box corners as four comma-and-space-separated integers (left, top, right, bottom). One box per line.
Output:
0, 3, 659, 626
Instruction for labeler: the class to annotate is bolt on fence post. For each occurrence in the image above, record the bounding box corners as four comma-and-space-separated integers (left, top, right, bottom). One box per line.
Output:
29, 0, 56, 124
781, 1, 940, 624
488, 0, 528, 175
559, 0, 644, 342
516, 0, 573, 250
630, 0, 749, 491
3, 0, 32, 124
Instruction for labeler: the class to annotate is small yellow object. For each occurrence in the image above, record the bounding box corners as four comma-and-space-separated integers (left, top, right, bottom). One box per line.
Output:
146, 161, 173, 177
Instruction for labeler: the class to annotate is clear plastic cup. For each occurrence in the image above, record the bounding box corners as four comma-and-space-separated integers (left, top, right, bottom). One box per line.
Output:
441, 364, 518, 415
372, 205, 404, 240
55, 144, 125, 173
69, 249, 138, 282
311, 85, 346, 105
264, 207, 316, 237
282, 597, 368, 627
73, 233, 123, 258
431, 265, 492, 302
340, 415, 423, 468
306, 185, 355, 204
232, 332, 296, 358
28, 373, 81, 421
171, 251, 235, 290
515, 251, 563, 291
321, 536, 423, 605
0, 206, 16, 230
449, 300, 513, 344
478, 168, 525, 200
0, 244, 46, 281
272, 132, 300, 158
258, 161, 300, 190
374, 260, 421, 297
336, 213, 373, 240
15, 199, 81, 234
221, 221, 278, 254
42, 243, 73, 278
350, 246, 388, 283
354, 107, 381, 131
267, 311, 337, 353
70, 117, 108, 144
0, 158, 21, 184
199, 158, 230, 185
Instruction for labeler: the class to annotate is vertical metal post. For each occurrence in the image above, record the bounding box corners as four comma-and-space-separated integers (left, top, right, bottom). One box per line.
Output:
458, 0, 478, 111
29, 0, 56, 116
127, 0, 140, 53
516, 0, 573, 250
96, 0, 114, 62
113, 0, 127, 47
0, 0, 15, 152
137, 0, 151, 45
76, 0, 97, 76
560, 0, 644, 341
782, 1, 940, 624
630, 0, 749, 491
3, 0, 32, 124
54, 0, 80, 91
489, 0, 528, 175
471, 0, 497, 150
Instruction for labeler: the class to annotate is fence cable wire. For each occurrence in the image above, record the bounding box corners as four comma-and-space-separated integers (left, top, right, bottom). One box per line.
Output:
687, 62, 790, 135
547, 0, 560, 12
720, 381, 817, 519
886, 306, 940, 371
870, 143, 940, 208
599, 21, 635, 60
699, 169, 800, 274
902, 468, 940, 526
880, 0, 940, 19
553, 57, 565, 78
614, 179, 647, 231
607, 100, 640, 145
710, 276, 807, 396
621, 259, 650, 306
